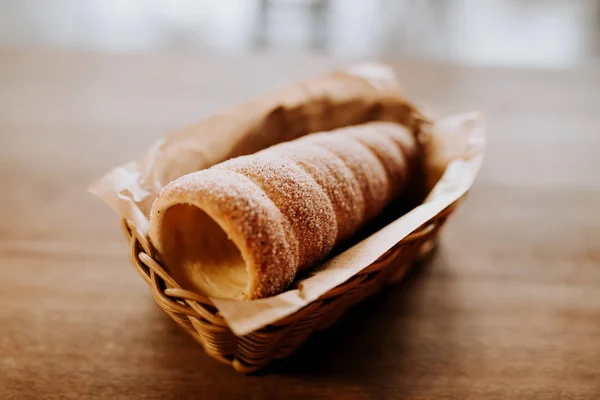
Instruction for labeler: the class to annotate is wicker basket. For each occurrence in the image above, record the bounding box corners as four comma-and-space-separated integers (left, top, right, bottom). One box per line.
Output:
121, 199, 459, 373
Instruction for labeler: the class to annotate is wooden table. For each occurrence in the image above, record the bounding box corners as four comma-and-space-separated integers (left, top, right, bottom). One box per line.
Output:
1, 48, 599, 399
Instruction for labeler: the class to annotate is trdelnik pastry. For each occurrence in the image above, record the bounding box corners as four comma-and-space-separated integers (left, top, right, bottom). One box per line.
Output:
149, 121, 419, 299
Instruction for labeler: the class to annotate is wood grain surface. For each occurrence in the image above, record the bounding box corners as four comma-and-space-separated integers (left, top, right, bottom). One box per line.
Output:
1, 47, 599, 399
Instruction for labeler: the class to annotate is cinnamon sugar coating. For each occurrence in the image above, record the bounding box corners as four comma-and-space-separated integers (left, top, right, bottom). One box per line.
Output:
150, 121, 418, 299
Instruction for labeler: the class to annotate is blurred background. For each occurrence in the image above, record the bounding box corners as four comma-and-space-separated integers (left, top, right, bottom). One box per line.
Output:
1, 0, 599, 69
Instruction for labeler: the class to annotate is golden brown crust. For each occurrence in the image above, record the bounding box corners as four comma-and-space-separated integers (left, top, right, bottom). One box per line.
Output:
344, 126, 409, 202
301, 133, 390, 223
150, 121, 418, 299
215, 154, 338, 269
272, 142, 366, 243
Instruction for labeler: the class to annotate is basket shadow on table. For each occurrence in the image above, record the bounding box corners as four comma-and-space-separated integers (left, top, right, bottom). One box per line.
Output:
262, 246, 457, 377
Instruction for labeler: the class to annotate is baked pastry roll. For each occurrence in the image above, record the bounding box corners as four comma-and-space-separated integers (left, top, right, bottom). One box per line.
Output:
149, 121, 418, 299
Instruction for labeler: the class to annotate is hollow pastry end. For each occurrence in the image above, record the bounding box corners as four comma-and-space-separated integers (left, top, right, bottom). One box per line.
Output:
149, 170, 297, 300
